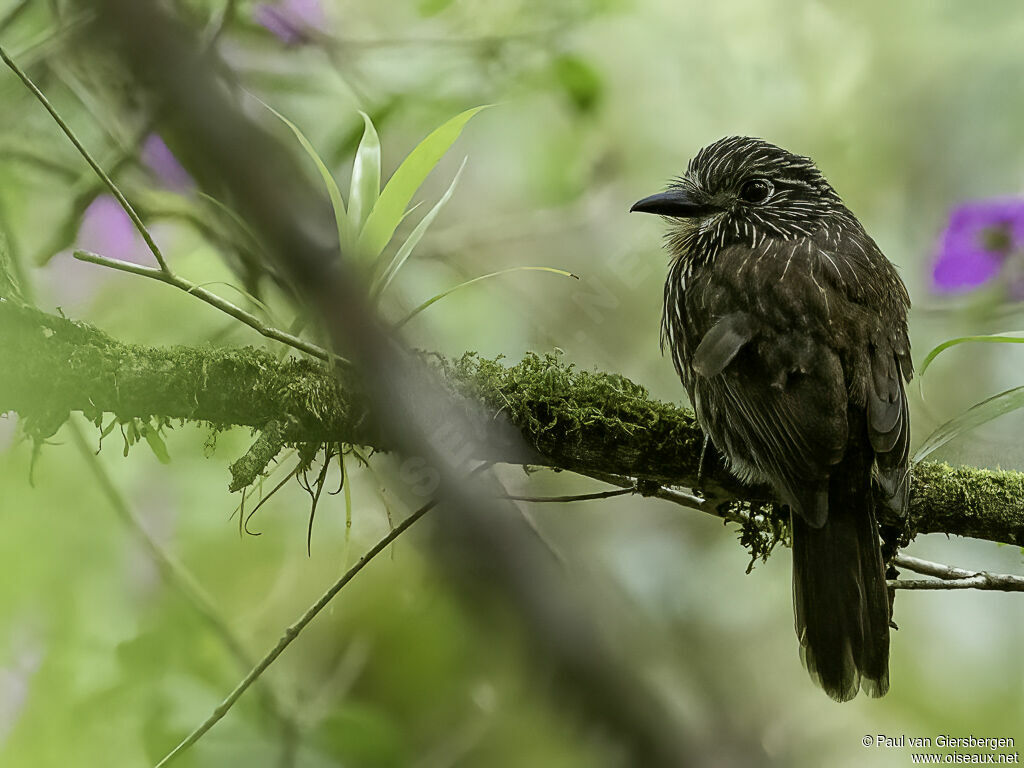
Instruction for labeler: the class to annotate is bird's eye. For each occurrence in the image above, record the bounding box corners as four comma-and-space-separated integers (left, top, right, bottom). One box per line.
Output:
739, 178, 773, 204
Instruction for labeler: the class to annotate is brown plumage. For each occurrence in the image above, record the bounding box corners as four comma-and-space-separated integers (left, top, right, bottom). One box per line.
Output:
632, 136, 912, 701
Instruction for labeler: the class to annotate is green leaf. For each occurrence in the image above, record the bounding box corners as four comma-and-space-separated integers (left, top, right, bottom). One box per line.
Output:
142, 422, 172, 464
257, 98, 352, 252
347, 112, 381, 235
197, 191, 267, 254
372, 157, 467, 299
0, 229, 23, 302
358, 105, 489, 260
418, 0, 456, 16
920, 332, 1024, 376
913, 385, 1024, 464
552, 54, 604, 113
395, 266, 578, 328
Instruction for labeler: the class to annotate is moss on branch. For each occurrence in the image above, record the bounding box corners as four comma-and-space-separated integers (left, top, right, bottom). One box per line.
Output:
1, 300, 1022, 547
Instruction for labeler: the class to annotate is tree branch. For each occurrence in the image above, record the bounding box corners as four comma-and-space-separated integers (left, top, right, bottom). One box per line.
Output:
3, 299, 1022, 548
892, 554, 1024, 591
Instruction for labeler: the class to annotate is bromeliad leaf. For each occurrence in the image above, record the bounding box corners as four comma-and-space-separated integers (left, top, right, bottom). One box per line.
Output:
371, 157, 467, 299
347, 112, 381, 236
258, 98, 353, 251
0, 229, 23, 302
358, 105, 489, 260
395, 266, 579, 328
913, 385, 1024, 464
920, 332, 1024, 377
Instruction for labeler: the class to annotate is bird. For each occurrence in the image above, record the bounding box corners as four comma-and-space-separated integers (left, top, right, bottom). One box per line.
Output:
631, 136, 912, 701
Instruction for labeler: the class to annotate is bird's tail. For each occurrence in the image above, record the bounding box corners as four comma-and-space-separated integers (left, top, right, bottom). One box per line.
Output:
791, 447, 890, 702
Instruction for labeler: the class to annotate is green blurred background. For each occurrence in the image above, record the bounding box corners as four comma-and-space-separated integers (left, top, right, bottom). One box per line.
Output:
0, 0, 1022, 765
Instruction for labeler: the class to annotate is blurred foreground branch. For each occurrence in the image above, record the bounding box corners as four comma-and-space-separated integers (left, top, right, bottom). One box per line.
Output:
2, 298, 1022, 549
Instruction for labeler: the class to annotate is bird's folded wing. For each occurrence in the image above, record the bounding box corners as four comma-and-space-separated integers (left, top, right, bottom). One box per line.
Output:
693, 312, 755, 378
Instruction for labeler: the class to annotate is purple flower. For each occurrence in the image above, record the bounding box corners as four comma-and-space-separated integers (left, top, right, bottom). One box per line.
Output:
932, 198, 1024, 296
77, 195, 143, 263
141, 134, 193, 193
43, 195, 147, 310
255, 0, 324, 45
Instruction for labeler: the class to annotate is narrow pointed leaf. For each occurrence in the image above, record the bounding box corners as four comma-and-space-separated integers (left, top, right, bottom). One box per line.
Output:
396, 266, 578, 328
358, 105, 489, 259
913, 385, 1024, 464
372, 157, 467, 299
920, 332, 1024, 377
142, 422, 171, 464
197, 191, 267, 254
258, 98, 352, 251
347, 112, 381, 234
0, 229, 23, 302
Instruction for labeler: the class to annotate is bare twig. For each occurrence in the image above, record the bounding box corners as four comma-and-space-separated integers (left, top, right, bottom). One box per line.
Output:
2, 41, 327, 367
67, 420, 300, 765
73, 249, 333, 361
499, 487, 633, 503
583, 471, 718, 518
0, 44, 171, 273
584, 474, 1024, 593
891, 554, 1024, 592
155, 497, 437, 767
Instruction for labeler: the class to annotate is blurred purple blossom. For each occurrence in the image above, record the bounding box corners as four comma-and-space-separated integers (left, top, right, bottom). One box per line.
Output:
77, 195, 144, 264
932, 198, 1024, 298
141, 134, 193, 192
255, 0, 324, 45
44, 195, 148, 309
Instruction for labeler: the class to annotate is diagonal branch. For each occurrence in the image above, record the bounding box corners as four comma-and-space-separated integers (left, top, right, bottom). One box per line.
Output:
73, 249, 333, 362
0, 43, 170, 273
154, 497, 437, 767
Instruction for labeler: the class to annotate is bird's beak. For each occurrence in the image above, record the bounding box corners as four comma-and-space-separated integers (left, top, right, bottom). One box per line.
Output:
630, 189, 713, 218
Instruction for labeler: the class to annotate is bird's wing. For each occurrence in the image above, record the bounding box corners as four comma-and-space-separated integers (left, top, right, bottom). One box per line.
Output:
715, 341, 848, 527
693, 312, 755, 378
817, 227, 913, 516
867, 341, 912, 515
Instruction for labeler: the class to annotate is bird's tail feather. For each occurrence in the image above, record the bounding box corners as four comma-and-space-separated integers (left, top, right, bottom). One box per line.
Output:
791, 451, 890, 702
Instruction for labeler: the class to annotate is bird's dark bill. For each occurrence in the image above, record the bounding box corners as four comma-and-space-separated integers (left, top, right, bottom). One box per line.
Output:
630, 190, 714, 218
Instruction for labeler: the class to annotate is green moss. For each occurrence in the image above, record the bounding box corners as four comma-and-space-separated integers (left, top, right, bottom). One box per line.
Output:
2, 301, 1022, 549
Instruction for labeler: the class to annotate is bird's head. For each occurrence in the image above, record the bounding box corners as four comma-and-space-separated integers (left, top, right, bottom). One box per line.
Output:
631, 136, 845, 258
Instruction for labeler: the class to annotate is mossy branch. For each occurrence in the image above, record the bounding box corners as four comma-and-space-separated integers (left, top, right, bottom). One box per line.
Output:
2, 300, 1022, 547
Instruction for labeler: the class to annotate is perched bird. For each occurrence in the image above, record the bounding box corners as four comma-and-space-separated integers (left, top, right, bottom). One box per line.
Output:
631, 136, 912, 701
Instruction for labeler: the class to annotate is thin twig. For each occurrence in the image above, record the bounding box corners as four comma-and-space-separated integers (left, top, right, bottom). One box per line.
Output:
892, 554, 1024, 592
74, 249, 334, 362
67, 420, 300, 764
574, 473, 1024, 593
499, 488, 634, 503
0, 44, 171, 273
583, 470, 719, 518
154, 497, 437, 767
